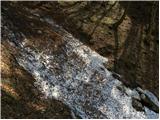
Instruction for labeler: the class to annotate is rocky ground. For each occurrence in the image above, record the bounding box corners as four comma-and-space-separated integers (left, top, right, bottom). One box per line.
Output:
1, 1, 159, 119
32, 1, 158, 97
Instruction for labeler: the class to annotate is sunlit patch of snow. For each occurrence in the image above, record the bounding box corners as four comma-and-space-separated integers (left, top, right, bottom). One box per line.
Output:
33, 70, 41, 79
144, 90, 159, 107
51, 85, 60, 98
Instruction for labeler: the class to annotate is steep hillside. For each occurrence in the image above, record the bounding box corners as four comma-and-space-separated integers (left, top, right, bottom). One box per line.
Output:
1, 1, 159, 119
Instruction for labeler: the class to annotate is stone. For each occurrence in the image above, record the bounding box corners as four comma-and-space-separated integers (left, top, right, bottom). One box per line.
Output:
112, 72, 121, 80
144, 90, 159, 107
136, 87, 159, 113
141, 93, 159, 113
132, 98, 144, 111
131, 89, 141, 101
37, 30, 42, 34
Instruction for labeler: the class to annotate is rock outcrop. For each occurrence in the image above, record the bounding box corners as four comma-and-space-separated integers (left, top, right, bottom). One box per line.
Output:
1, 2, 159, 119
